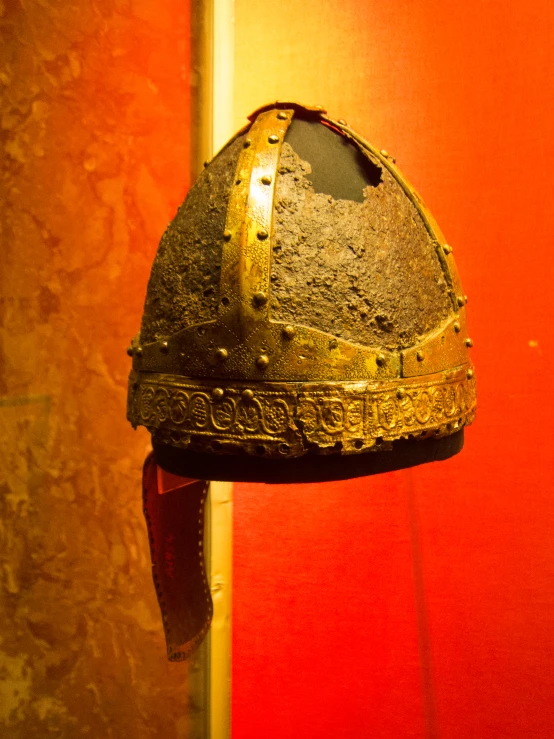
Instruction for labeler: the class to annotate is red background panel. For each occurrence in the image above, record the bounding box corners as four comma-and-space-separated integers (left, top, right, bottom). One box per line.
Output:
233, 475, 428, 738
232, 1, 554, 737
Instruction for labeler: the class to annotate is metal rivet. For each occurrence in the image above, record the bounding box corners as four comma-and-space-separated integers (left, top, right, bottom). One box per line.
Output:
257, 229, 269, 240
212, 387, 224, 400
416, 350, 424, 362
135, 346, 143, 356
215, 348, 228, 361
315, 105, 324, 111
126, 346, 134, 357
457, 296, 465, 307
464, 294, 468, 304
467, 368, 474, 379
244, 138, 251, 148
223, 229, 232, 241
443, 244, 452, 255
465, 338, 473, 348
253, 291, 267, 306
380, 149, 389, 158
283, 325, 295, 339
396, 388, 406, 400
256, 354, 269, 370
203, 160, 209, 168
261, 175, 272, 185
160, 341, 169, 354
268, 134, 279, 144
454, 322, 461, 333
338, 118, 347, 125
241, 388, 254, 401
277, 111, 288, 120
376, 353, 386, 367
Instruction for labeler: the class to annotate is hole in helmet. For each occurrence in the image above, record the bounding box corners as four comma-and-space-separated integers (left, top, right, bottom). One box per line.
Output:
279, 443, 290, 455
284, 117, 382, 203
221, 297, 230, 306
353, 439, 364, 450
256, 445, 267, 456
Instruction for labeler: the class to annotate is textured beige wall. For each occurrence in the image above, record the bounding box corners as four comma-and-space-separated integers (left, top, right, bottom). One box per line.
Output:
0, 1, 200, 736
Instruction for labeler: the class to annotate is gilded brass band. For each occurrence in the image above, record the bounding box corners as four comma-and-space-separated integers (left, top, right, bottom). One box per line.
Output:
132, 319, 400, 382
128, 368, 476, 458
132, 313, 469, 382
401, 314, 470, 377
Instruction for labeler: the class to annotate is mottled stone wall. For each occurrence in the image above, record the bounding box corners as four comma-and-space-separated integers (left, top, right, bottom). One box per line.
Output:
0, 1, 199, 736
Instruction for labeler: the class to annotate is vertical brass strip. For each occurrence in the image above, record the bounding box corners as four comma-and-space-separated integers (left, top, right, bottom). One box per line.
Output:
219, 109, 294, 340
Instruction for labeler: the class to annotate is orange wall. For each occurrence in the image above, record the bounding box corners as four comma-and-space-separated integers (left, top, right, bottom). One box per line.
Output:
0, 2, 196, 736
232, 1, 554, 737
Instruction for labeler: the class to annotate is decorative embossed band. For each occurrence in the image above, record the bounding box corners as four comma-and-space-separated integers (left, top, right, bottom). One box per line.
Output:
128, 367, 476, 458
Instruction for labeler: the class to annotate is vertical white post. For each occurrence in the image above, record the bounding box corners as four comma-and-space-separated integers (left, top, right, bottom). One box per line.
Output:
212, 0, 235, 155
208, 2, 235, 738
188, 3, 234, 735
208, 480, 233, 738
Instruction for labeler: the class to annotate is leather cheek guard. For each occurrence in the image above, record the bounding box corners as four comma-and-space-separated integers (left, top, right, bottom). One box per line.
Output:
142, 452, 212, 660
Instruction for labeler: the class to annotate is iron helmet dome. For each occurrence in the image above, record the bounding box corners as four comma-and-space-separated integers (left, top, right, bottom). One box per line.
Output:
127, 102, 476, 482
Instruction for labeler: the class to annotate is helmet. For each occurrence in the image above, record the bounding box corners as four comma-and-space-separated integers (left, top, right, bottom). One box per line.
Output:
127, 102, 476, 483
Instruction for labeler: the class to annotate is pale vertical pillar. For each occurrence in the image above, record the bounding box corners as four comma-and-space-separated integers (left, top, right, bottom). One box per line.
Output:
207, 480, 233, 739
190, 1, 235, 737
212, 0, 235, 155
209, 2, 234, 733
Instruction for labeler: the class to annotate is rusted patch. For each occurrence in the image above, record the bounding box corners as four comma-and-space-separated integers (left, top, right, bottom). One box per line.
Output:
140, 134, 246, 343
270, 142, 451, 350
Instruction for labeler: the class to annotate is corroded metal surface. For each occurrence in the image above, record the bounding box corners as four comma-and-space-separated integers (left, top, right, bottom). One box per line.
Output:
128, 102, 476, 458
271, 142, 451, 349
140, 133, 246, 344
